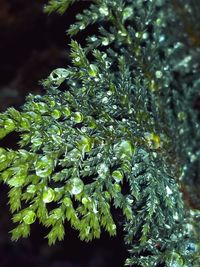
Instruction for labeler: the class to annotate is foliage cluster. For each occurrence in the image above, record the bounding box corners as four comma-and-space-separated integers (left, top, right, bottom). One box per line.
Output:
0, 0, 199, 266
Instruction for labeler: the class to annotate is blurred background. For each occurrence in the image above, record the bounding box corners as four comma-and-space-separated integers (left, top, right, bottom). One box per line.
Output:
0, 0, 127, 266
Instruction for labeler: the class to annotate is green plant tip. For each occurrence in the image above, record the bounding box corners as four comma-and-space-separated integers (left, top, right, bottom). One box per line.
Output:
112, 170, 124, 182
63, 107, 71, 117
88, 64, 98, 77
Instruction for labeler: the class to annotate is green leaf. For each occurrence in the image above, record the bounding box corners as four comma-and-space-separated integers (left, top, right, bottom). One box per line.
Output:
112, 170, 124, 183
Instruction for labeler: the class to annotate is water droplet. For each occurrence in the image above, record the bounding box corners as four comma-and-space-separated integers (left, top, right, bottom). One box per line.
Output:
97, 153, 102, 159
114, 140, 135, 159
109, 125, 114, 130
159, 35, 165, 42
90, 36, 98, 42
52, 109, 61, 119
35, 156, 54, 178
135, 32, 142, 38
75, 57, 80, 62
102, 38, 109, 46
178, 112, 186, 121
82, 196, 91, 205
142, 32, 148, 39
26, 185, 37, 194
92, 201, 98, 214
69, 178, 84, 195
97, 163, 109, 177
81, 126, 87, 133
122, 6, 133, 21
107, 90, 112, 96
42, 187, 55, 203
77, 136, 93, 153
73, 112, 84, 123
155, 70, 163, 78
23, 210, 36, 225
173, 212, 179, 221
102, 97, 109, 103
166, 186, 173, 195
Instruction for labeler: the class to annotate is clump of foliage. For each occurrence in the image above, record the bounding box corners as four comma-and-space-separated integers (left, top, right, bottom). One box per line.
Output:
0, 0, 200, 266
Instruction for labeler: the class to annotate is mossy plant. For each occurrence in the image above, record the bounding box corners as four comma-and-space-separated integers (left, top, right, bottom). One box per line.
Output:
0, 0, 200, 266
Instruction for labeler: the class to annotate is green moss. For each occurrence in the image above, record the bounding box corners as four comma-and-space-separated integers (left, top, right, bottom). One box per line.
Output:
0, 0, 199, 266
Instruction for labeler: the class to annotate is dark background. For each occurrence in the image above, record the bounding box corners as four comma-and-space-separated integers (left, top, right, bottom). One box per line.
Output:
0, 0, 127, 266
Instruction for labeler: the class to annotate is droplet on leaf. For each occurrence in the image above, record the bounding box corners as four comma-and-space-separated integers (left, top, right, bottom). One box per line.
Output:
77, 136, 93, 153
26, 185, 37, 194
73, 112, 84, 123
114, 140, 135, 159
35, 156, 54, 178
52, 109, 61, 119
23, 210, 36, 225
69, 178, 84, 195
42, 187, 55, 203
97, 163, 109, 177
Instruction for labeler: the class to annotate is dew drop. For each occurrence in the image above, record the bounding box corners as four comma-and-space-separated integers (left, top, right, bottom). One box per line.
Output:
42, 187, 55, 203
26, 185, 37, 194
23, 210, 36, 225
166, 186, 173, 195
73, 112, 84, 123
75, 57, 80, 62
69, 178, 84, 195
102, 38, 109, 46
97, 163, 109, 176
35, 156, 54, 178
155, 70, 163, 78
102, 97, 109, 103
